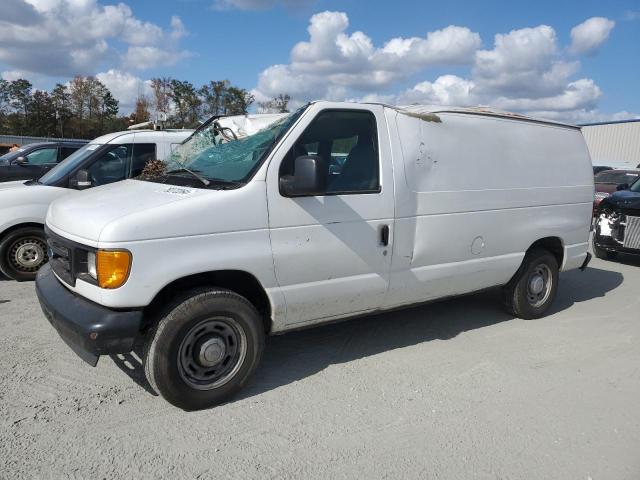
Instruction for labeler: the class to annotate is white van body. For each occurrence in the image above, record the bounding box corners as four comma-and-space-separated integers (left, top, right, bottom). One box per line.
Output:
37, 102, 594, 409
45, 102, 592, 329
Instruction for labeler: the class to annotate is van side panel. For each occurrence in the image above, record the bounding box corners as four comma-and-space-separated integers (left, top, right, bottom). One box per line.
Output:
385, 112, 592, 309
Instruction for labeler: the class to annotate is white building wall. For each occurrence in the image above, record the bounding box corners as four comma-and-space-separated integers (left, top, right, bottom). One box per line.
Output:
581, 120, 640, 168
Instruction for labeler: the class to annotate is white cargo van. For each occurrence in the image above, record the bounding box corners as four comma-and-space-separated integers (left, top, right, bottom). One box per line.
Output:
0, 129, 191, 280
36, 102, 594, 410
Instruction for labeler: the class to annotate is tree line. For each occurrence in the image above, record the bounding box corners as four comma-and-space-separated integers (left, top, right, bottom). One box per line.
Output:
0, 75, 291, 140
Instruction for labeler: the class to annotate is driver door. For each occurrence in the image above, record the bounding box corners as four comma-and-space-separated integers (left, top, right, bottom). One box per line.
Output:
266, 105, 395, 326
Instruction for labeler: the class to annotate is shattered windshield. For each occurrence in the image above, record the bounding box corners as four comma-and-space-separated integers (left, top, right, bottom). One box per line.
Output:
154, 108, 304, 187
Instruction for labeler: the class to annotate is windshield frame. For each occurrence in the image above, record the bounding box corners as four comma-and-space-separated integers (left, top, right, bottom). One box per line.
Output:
155, 105, 308, 188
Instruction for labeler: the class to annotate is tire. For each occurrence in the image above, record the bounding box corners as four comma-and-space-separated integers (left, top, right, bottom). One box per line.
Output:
0, 227, 48, 281
144, 288, 265, 411
592, 238, 618, 260
502, 247, 559, 319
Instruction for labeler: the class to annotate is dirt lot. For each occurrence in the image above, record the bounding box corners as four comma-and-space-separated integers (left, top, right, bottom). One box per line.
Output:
1, 254, 639, 479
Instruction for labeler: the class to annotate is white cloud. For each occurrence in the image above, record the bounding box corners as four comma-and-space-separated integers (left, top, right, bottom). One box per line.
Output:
0, 0, 189, 76
95, 69, 152, 112
255, 11, 481, 101
123, 46, 191, 70
212, 0, 315, 10
569, 17, 615, 55
253, 12, 628, 124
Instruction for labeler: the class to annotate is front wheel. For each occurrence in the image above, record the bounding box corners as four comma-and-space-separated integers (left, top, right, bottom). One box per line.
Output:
0, 227, 48, 281
144, 288, 265, 410
502, 247, 559, 319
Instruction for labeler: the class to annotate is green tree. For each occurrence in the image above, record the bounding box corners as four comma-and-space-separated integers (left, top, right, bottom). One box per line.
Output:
28, 90, 56, 137
224, 86, 254, 115
199, 80, 230, 117
51, 83, 72, 138
259, 93, 291, 113
169, 79, 200, 127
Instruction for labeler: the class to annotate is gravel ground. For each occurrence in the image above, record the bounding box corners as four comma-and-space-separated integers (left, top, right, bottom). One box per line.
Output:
1, 254, 639, 479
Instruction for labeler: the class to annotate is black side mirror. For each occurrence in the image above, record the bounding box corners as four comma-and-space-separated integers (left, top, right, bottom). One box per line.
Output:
70, 169, 92, 190
14, 156, 27, 166
280, 155, 326, 197
616, 183, 630, 191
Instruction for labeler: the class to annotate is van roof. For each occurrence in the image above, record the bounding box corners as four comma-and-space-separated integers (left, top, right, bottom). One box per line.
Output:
309, 101, 578, 129
395, 105, 579, 129
89, 129, 194, 145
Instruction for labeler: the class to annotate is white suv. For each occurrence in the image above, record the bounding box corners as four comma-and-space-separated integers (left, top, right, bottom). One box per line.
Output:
0, 129, 191, 280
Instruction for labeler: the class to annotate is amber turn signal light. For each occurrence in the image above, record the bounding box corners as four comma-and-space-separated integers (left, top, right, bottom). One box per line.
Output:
96, 250, 132, 289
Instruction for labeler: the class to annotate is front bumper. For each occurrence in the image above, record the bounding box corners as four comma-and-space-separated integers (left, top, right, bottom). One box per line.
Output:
35, 264, 143, 366
594, 233, 640, 256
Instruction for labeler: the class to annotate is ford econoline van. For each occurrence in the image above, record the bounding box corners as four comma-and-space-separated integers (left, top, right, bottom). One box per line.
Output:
36, 102, 594, 410
0, 129, 191, 280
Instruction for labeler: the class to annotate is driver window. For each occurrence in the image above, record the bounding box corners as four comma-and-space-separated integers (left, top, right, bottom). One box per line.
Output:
279, 110, 379, 195
88, 144, 132, 186
25, 148, 58, 165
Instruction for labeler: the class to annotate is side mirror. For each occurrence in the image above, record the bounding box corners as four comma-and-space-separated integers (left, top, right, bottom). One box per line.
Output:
14, 156, 28, 166
280, 155, 326, 197
70, 169, 92, 190
616, 183, 630, 191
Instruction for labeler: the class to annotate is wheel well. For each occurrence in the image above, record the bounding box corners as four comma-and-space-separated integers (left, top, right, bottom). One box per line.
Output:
0, 222, 44, 241
528, 237, 564, 267
144, 270, 272, 333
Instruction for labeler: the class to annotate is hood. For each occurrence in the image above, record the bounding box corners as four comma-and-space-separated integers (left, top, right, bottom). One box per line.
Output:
47, 179, 268, 244
600, 190, 640, 210
0, 181, 68, 208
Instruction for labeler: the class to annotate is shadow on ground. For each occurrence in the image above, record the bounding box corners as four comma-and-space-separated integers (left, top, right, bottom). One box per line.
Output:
112, 266, 623, 402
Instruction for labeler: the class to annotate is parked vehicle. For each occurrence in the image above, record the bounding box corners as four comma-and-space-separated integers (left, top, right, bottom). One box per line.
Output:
0, 141, 87, 183
593, 179, 640, 260
593, 169, 640, 212
593, 165, 613, 175
0, 129, 192, 281
35, 102, 594, 410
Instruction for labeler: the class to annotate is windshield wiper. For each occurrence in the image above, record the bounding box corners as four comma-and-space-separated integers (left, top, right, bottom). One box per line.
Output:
165, 167, 210, 186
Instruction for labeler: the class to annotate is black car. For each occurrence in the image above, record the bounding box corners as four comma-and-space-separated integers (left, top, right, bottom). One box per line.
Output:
593, 179, 640, 260
0, 141, 87, 183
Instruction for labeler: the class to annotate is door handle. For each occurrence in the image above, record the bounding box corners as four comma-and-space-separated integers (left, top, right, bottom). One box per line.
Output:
380, 224, 390, 246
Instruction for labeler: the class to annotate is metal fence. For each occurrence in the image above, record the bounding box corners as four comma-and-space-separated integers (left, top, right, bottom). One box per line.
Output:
0, 134, 88, 146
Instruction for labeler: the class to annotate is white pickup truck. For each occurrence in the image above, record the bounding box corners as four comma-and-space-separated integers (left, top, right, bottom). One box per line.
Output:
36, 102, 594, 410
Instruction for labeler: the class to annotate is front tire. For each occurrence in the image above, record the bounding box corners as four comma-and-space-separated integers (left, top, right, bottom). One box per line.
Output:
0, 227, 48, 281
502, 247, 559, 319
144, 288, 265, 410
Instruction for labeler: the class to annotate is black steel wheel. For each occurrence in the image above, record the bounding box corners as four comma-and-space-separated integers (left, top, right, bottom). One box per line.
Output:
144, 288, 264, 410
0, 227, 48, 281
502, 247, 559, 319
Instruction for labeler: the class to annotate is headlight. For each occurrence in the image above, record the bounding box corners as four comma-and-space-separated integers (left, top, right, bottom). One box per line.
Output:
95, 250, 132, 289
87, 251, 97, 279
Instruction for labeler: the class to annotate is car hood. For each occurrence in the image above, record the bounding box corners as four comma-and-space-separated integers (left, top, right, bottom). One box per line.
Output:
47, 179, 268, 245
0, 181, 68, 207
600, 190, 640, 210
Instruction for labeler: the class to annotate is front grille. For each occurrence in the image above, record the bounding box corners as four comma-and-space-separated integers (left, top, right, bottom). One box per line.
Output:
623, 216, 640, 250
46, 230, 76, 286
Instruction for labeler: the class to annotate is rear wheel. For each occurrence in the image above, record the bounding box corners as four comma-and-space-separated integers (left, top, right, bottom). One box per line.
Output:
144, 288, 265, 410
502, 247, 559, 319
0, 227, 48, 281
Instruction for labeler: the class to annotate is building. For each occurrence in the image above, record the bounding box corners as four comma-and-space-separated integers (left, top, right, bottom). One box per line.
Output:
580, 119, 640, 169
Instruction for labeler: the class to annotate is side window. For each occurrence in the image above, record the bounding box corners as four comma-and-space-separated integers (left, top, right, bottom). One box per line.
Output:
88, 144, 131, 187
280, 110, 379, 195
25, 147, 58, 165
60, 147, 79, 160
130, 143, 156, 177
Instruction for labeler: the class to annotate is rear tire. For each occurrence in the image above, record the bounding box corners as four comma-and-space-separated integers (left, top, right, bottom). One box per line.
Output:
0, 227, 48, 281
502, 247, 559, 319
144, 288, 265, 411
